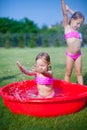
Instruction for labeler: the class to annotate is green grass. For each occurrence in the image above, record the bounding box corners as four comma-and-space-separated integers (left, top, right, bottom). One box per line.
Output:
0, 47, 87, 130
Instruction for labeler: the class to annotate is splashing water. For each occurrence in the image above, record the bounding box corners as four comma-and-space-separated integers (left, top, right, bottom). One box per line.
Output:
7, 84, 63, 102
2, 79, 64, 102
11, 85, 38, 101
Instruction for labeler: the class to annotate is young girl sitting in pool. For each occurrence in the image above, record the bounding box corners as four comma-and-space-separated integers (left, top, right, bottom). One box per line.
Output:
16, 52, 55, 98
61, 0, 84, 84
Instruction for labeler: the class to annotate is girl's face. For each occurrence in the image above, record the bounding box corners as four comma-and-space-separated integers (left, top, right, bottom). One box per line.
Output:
36, 58, 50, 72
71, 18, 84, 30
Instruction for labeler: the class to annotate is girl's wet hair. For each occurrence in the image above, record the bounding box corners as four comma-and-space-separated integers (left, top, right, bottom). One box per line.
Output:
35, 52, 50, 62
71, 11, 84, 20
69, 11, 84, 24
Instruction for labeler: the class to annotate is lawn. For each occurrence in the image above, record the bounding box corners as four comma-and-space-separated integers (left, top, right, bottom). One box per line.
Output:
0, 47, 87, 130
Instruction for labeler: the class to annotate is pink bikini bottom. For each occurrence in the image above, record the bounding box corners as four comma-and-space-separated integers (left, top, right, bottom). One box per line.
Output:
66, 51, 82, 61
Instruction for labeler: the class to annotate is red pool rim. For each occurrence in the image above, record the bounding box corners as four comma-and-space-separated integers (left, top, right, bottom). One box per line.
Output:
0, 79, 87, 117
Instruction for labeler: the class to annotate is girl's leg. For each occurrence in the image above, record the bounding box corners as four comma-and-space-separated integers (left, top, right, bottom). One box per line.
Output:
74, 55, 83, 85
64, 56, 74, 82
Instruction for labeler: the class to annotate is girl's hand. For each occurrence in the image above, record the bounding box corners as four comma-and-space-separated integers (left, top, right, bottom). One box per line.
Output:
66, 4, 69, 11
32, 65, 44, 73
16, 61, 22, 67
36, 67, 44, 73
16, 61, 25, 72
65, 4, 74, 15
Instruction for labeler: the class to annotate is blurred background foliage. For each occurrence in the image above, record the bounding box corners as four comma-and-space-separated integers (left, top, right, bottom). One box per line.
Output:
0, 17, 87, 48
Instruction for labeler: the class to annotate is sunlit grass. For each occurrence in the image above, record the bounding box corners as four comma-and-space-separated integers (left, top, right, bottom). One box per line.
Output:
0, 47, 87, 130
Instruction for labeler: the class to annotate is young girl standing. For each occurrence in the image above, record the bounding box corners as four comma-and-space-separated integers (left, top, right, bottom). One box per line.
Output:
61, 0, 84, 84
16, 52, 55, 98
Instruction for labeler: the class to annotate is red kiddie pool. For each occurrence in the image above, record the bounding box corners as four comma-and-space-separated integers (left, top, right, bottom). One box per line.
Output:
0, 79, 87, 117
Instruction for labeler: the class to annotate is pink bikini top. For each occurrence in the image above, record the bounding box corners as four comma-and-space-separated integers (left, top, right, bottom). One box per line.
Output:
35, 74, 53, 85
64, 31, 81, 39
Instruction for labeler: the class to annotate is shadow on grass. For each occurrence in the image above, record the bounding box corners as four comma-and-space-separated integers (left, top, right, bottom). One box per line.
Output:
83, 72, 87, 85
0, 74, 20, 82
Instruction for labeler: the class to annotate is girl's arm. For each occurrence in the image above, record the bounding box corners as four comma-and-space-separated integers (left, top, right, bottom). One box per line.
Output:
33, 65, 53, 77
16, 61, 36, 76
61, 0, 68, 27
42, 70, 53, 78
66, 4, 74, 15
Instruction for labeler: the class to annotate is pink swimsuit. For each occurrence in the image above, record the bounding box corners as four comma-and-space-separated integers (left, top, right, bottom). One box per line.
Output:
64, 31, 81, 39
35, 74, 54, 98
66, 51, 81, 61
65, 31, 82, 60
36, 74, 53, 85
